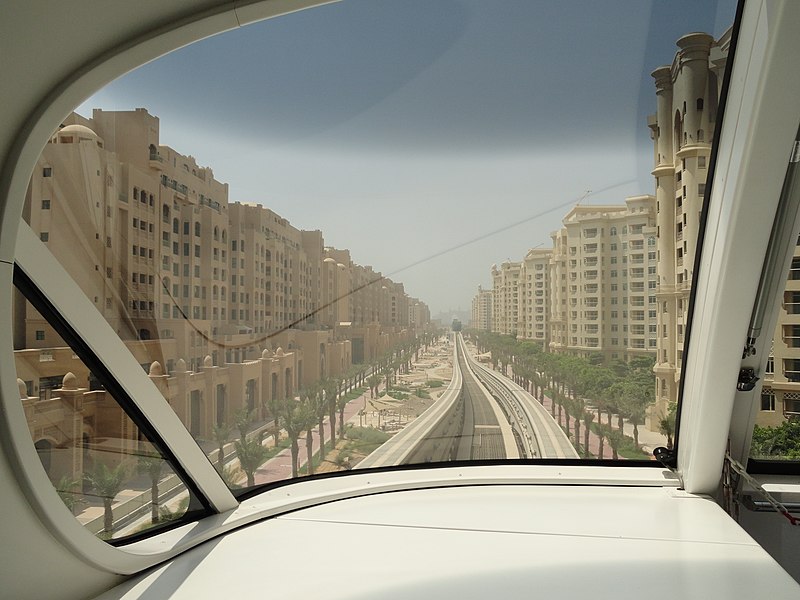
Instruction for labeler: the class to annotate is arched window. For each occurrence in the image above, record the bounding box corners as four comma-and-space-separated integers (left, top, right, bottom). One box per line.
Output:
213, 226, 219, 241
221, 230, 227, 243
610, 226, 617, 236
265, 250, 271, 261
622, 226, 627, 235
696, 98, 704, 111
648, 237, 656, 246
173, 218, 179, 234
162, 204, 170, 221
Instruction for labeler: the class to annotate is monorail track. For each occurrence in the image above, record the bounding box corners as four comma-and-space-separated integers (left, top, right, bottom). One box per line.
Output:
357, 333, 577, 469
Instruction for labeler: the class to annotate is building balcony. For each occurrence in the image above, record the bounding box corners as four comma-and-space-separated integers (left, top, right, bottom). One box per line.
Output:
149, 152, 165, 170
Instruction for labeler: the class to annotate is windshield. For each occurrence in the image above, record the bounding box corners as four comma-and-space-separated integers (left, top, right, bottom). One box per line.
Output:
14, 0, 737, 540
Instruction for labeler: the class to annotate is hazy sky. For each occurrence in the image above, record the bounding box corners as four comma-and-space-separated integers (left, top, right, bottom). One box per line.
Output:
78, 0, 736, 314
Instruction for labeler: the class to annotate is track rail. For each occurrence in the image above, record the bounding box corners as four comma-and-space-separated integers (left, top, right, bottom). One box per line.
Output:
358, 333, 578, 469
465, 342, 579, 459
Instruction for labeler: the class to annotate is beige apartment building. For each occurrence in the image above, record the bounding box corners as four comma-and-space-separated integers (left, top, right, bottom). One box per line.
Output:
649, 31, 729, 424
756, 242, 800, 426
408, 298, 431, 329
549, 197, 657, 361
471, 285, 492, 331
520, 249, 552, 345
491, 261, 523, 336
480, 196, 657, 360
476, 28, 795, 434
18, 108, 428, 460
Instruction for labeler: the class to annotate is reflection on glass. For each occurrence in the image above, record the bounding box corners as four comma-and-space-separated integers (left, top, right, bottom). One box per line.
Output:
16, 0, 736, 510
12, 293, 198, 539
751, 241, 800, 462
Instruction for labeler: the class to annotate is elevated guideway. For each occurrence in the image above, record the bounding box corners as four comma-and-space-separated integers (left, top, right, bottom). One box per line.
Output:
358, 333, 577, 469
465, 344, 579, 459
356, 339, 464, 469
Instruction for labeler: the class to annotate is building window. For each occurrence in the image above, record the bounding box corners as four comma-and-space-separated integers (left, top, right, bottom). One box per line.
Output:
698, 156, 707, 169
760, 390, 775, 412
35, 330, 45, 341
42, 167, 52, 177
698, 183, 706, 196
39, 232, 49, 242
41, 199, 50, 209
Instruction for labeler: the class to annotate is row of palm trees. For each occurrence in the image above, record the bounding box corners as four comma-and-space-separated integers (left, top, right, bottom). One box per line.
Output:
471, 331, 664, 459
213, 331, 441, 482
74, 331, 444, 538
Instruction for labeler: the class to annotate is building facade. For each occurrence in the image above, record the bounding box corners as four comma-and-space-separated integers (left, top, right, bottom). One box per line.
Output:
520, 249, 552, 345
491, 261, 523, 336
470, 285, 493, 331
549, 197, 657, 361
649, 31, 729, 424
18, 108, 430, 484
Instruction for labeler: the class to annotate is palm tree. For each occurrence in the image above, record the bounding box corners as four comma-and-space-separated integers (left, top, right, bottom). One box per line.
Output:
323, 378, 338, 448
234, 407, 252, 441
582, 409, 594, 458
211, 422, 233, 470
137, 453, 165, 524
607, 428, 623, 460
298, 391, 317, 474
337, 390, 350, 439
280, 397, 306, 478
658, 401, 677, 450
84, 462, 127, 536
311, 386, 327, 457
234, 435, 269, 487
55, 475, 82, 514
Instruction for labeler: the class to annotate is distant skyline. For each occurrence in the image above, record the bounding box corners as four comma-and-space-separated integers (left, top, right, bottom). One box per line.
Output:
78, 0, 736, 314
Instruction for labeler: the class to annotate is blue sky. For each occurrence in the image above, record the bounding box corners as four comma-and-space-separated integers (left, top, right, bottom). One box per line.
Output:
79, 0, 737, 314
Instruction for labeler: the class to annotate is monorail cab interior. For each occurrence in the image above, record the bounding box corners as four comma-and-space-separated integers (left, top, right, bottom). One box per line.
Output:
2, 1, 800, 598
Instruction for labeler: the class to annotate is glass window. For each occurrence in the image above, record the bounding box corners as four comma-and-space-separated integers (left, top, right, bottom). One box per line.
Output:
18, 0, 737, 506
12, 277, 206, 541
